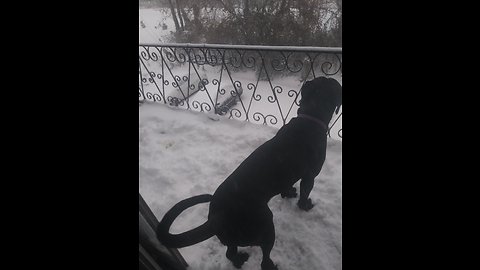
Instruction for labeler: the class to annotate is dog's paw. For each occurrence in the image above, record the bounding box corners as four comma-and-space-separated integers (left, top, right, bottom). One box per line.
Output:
229, 252, 249, 268
280, 187, 297, 198
298, 198, 315, 211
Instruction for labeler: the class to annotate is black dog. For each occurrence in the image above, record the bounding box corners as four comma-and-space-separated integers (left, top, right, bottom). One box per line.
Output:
157, 77, 342, 270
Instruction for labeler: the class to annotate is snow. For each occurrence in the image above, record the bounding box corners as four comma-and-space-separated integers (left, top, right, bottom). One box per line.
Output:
139, 8, 176, 43
139, 103, 342, 270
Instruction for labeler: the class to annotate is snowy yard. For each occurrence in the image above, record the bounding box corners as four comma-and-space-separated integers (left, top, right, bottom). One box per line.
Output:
139, 103, 342, 270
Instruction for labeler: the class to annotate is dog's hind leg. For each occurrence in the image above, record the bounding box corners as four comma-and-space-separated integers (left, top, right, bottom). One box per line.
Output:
226, 246, 249, 269
260, 215, 278, 270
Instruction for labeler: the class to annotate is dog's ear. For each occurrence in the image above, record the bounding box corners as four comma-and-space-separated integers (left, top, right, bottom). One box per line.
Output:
327, 78, 342, 114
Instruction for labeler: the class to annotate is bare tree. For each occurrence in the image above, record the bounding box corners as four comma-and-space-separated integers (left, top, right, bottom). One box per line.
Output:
162, 0, 342, 46
166, 0, 181, 31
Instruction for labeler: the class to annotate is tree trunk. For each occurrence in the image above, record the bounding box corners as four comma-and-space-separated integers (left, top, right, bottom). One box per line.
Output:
167, 0, 181, 32
176, 0, 185, 30
180, 7, 191, 28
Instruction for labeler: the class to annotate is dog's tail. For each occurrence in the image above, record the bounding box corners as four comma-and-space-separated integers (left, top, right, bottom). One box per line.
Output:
157, 194, 215, 248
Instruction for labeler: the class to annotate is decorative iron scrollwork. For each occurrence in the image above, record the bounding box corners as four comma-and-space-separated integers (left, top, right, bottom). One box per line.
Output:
139, 44, 342, 140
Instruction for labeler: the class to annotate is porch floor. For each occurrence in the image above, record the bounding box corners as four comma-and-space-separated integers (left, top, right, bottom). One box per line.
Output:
140, 103, 342, 270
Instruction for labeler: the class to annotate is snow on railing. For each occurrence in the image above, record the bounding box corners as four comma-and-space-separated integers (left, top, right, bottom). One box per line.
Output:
139, 43, 342, 139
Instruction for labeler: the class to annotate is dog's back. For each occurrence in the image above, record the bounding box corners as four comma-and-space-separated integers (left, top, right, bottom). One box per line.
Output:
210, 117, 327, 208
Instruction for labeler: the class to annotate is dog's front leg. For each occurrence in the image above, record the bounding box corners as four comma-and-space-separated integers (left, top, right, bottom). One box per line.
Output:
298, 176, 315, 211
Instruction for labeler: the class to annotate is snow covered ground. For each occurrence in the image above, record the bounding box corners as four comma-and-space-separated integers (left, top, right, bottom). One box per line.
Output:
139, 103, 342, 270
139, 8, 176, 43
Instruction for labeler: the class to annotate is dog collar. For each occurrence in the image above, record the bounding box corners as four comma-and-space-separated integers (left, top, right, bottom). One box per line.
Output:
297, 114, 328, 130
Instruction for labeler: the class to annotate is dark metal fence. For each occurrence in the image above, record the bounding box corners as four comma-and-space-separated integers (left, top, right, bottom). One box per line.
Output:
139, 43, 342, 139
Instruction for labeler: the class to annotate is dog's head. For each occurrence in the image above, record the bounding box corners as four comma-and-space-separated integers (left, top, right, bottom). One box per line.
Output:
298, 76, 342, 123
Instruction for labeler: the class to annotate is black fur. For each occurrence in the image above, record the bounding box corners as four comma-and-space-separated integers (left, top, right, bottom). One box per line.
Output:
157, 77, 342, 270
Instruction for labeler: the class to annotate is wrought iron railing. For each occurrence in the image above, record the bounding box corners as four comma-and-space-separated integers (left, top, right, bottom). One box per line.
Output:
139, 43, 342, 139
